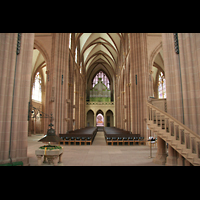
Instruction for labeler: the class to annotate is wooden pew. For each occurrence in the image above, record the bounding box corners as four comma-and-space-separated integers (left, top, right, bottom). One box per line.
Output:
59, 127, 97, 146
104, 127, 146, 146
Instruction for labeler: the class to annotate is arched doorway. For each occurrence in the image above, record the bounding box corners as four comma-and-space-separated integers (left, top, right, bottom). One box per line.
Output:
96, 114, 104, 126
105, 110, 114, 127
96, 110, 104, 127
87, 110, 94, 127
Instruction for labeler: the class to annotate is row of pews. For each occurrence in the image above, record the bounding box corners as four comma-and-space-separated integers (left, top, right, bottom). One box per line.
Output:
59, 127, 97, 146
104, 127, 146, 146
58, 126, 146, 146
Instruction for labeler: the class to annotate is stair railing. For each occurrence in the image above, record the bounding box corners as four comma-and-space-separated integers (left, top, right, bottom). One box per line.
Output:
147, 101, 200, 162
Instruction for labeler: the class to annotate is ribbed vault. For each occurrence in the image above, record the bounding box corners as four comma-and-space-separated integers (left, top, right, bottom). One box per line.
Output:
75, 33, 123, 73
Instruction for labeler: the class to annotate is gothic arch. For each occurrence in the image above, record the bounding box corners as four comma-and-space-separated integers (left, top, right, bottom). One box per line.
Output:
148, 42, 162, 72
96, 109, 104, 116
96, 109, 104, 127
34, 40, 50, 70
87, 62, 114, 85
31, 50, 46, 83
86, 109, 94, 127
105, 109, 114, 127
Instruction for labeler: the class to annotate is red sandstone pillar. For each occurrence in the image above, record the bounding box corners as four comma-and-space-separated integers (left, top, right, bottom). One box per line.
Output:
51, 33, 69, 134
129, 33, 148, 137
0, 33, 34, 165
162, 33, 200, 136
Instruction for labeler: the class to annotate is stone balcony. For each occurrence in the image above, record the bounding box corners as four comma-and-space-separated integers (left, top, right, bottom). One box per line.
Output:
86, 101, 114, 106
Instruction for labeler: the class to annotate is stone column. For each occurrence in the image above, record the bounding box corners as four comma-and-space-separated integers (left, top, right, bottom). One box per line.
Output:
77, 72, 79, 129
0, 33, 34, 165
129, 33, 148, 137
94, 112, 96, 127
124, 69, 127, 131
82, 79, 86, 128
162, 33, 200, 136
153, 136, 167, 165
162, 33, 185, 124
115, 77, 118, 128
68, 54, 74, 131
0, 33, 17, 164
127, 62, 131, 132
74, 69, 79, 130
178, 33, 200, 135
50, 33, 69, 135
120, 73, 123, 129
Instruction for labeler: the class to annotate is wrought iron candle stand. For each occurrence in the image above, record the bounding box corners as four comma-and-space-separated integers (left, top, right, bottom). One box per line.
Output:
28, 102, 53, 135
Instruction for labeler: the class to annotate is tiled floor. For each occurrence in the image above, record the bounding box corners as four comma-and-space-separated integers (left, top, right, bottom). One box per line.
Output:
27, 132, 161, 166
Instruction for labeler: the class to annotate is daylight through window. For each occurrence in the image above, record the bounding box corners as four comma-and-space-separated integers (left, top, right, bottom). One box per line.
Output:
158, 72, 166, 99
32, 72, 42, 102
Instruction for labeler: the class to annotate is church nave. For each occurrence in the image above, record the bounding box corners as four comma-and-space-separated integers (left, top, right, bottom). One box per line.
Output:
27, 131, 160, 166
1, 33, 200, 166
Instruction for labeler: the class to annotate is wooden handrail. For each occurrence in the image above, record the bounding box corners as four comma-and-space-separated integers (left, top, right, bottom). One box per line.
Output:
147, 101, 200, 141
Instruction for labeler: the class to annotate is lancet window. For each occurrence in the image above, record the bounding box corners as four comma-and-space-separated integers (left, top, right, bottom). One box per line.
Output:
69, 33, 72, 49
158, 72, 166, 99
32, 72, 42, 102
92, 71, 110, 89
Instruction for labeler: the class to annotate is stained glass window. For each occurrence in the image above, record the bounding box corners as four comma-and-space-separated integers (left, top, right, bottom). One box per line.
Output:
32, 72, 42, 102
158, 72, 166, 99
92, 71, 110, 89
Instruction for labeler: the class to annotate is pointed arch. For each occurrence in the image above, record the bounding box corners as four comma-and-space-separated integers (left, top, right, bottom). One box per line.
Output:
148, 42, 162, 71
34, 40, 50, 71
87, 109, 94, 127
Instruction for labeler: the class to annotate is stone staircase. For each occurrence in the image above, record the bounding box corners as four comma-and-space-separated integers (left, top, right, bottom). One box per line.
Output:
147, 102, 200, 166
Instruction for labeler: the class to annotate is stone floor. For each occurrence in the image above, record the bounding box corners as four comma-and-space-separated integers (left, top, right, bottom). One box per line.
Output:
27, 132, 162, 166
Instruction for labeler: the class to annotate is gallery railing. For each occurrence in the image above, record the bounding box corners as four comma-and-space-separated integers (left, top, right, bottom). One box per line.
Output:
86, 102, 114, 106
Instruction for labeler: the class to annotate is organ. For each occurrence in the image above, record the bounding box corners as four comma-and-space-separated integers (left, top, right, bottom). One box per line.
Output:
90, 78, 111, 102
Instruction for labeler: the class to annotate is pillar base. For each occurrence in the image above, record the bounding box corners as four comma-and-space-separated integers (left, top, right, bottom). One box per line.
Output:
165, 145, 177, 166
153, 153, 167, 165
153, 136, 167, 165
0, 157, 29, 166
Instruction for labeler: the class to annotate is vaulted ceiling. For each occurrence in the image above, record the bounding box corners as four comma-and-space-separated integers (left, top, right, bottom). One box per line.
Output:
75, 33, 123, 73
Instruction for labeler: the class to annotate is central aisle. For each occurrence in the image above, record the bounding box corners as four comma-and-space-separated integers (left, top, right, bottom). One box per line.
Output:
92, 131, 106, 146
